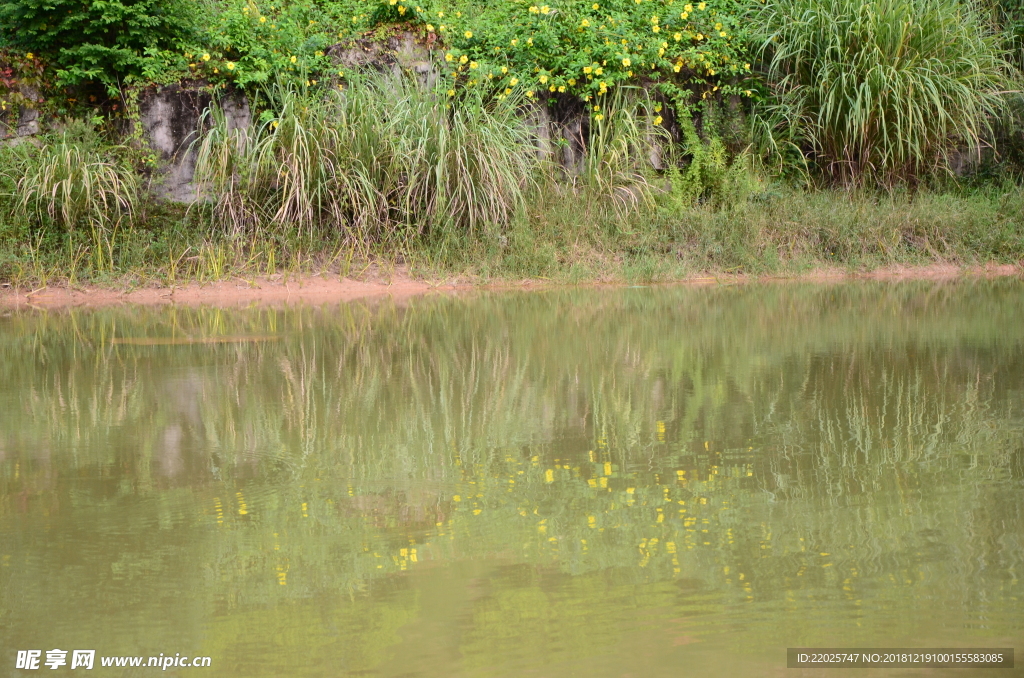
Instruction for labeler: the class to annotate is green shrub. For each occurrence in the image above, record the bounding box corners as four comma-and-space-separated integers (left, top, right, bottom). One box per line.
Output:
0, 0, 196, 89
757, 0, 1015, 186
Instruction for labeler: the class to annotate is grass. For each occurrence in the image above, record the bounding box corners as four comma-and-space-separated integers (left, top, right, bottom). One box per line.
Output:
757, 0, 1016, 186
1, 73, 1022, 290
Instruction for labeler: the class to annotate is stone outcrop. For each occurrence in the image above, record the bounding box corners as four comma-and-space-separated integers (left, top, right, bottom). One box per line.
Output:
139, 83, 250, 202
0, 85, 42, 142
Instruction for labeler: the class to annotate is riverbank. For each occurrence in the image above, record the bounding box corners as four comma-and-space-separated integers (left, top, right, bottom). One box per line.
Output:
1, 261, 1019, 309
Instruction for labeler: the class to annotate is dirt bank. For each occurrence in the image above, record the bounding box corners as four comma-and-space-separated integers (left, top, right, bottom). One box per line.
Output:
0, 263, 1019, 309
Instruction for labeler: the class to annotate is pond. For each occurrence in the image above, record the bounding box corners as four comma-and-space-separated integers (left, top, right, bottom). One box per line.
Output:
1, 281, 1023, 677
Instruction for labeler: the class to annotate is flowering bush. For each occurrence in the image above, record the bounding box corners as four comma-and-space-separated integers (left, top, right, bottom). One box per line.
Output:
397, 0, 759, 106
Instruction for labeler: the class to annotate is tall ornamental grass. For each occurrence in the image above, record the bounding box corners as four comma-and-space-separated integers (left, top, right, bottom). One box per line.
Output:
193, 75, 539, 242
758, 0, 1015, 186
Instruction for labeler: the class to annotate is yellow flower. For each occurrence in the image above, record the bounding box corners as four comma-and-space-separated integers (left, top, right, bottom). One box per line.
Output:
595, 67, 603, 75
445, 52, 454, 61
25, 52, 34, 59
654, 103, 662, 112
558, 85, 565, 92
529, 5, 539, 12
511, 38, 519, 45
459, 54, 468, 63
696, 33, 703, 40
593, 104, 600, 111
745, 89, 752, 96
470, 61, 478, 69
715, 22, 722, 29
505, 87, 513, 95
684, 3, 692, 10
464, 30, 473, 38
527, 90, 535, 97
651, 15, 659, 23
674, 32, 682, 40
593, 2, 600, 7
426, 23, 434, 30
259, 15, 266, 22
549, 85, 556, 91
584, 66, 593, 74
527, 37, 533, 45
654, 115, 663, 124
540, 5, 550, 13
202, 53, 211, 61
539, 74, 548, 83
674, 62, 682, 72
681, 11, 689, 18
744, 62, 750, 70
501, 66, 509, 73
398, 5, 406, 14
621, 57, 631, 66
447, 89, 455, 96
653, 25, 660, 31
510, 77, 519, 86
568, 77, 576, 85
698, 2, 706, 8
437, 10, 444, 16
439, 24, 446, 31
226, 61, 235, 70
581, 18, 590, 26
290, 55, 297, 63
594, 113, 604, 121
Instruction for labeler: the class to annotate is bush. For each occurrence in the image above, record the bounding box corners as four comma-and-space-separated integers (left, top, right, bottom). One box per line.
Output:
0, 0, 196, 89
757, 0, 1016, 186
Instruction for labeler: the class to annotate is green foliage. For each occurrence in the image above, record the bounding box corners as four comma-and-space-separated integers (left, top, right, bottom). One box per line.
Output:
0, 0, 197, 89
410, 0, 758, 106
185, 0, 336, 89
757, 0, 1016, 186
193, 74, 539, 241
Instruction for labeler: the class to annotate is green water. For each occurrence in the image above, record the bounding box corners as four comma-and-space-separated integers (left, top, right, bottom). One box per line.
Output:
1, 281, 1023, 677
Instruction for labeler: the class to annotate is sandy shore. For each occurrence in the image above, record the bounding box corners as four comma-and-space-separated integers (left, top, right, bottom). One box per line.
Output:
0, 263, 1019, 309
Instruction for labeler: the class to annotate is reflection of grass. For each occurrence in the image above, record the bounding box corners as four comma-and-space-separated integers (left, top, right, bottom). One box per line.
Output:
0, 283, 1022, 622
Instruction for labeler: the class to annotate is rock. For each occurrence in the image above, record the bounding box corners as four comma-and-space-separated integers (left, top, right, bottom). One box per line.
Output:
329, 31, 439, 88
139, 83, 250, 203
0, 85, 42, 140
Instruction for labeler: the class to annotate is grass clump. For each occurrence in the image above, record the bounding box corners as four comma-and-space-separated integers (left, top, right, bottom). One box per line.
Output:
757, 0, 1016, 186
194, 76, 539, 245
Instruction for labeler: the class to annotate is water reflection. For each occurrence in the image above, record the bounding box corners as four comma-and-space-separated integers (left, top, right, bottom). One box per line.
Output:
1, 281, 1023, 676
